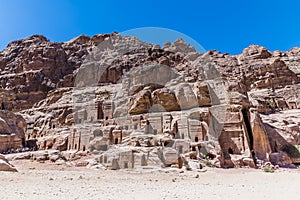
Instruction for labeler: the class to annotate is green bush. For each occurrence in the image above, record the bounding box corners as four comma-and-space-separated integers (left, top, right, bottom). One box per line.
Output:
204, 156, 215, 168
262, 165, 274, 173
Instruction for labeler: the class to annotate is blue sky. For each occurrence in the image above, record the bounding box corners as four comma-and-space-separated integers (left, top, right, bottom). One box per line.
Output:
1, 0, 300, 54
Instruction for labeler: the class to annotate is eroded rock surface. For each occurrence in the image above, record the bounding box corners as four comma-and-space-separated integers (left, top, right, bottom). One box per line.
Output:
0, 110, 26, 153
0, 154, 17, 172
0, 34, 300, 169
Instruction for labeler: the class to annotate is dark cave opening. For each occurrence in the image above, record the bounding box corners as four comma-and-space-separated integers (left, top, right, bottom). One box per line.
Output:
241, 108, 255, 160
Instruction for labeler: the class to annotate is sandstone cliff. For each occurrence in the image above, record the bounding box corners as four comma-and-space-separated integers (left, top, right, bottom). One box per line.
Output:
0, 33, 299, 168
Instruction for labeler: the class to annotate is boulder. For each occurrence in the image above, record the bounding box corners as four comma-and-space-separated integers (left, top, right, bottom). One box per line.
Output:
171, 83, 198, 110
89, 137, 109, 151
188, 161, 203, 170
230, 155, 255, 168
194, 82, 212, 106
49, 154, 60, 162
158, 147, 179, 166
0, 154, 17, 172
60, 150, 80, 161
5, 152, 31, 161
269, 152, 293, 166
128, 89, 152, 115
152, 88, 180, 111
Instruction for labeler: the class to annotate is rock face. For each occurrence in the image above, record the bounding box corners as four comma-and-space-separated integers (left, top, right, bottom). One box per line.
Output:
241, 45, 272, 59
0, 154, 17, 172
0, 110, 26, 153
0, 34, 300, 169
0, 34, 115, 111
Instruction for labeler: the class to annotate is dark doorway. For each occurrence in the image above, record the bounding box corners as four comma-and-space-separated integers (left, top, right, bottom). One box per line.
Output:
274, 141, 278, 152
242, 108, 254, 156
228, 148, 234, 154
115, 138, 118, 144
97, 102, 104, 119
195, 136, 199, 142
21, 138, 26, 147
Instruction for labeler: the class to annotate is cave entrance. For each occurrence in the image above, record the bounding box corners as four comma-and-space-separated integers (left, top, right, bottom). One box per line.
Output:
274, 141, 278, 152
21, 138, 26, 147
228, 148, 234, 154
97, 102, 104, 119
241, 108, 254, 158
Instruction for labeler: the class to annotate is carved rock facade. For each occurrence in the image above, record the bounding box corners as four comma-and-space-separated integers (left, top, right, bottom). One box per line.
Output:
0, 34, 299, 169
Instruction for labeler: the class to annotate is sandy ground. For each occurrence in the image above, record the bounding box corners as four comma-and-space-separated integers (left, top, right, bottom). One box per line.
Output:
1, 160, 300, 200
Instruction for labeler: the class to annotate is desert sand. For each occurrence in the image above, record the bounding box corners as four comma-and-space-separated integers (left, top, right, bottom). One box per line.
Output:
0, 160, 300, 200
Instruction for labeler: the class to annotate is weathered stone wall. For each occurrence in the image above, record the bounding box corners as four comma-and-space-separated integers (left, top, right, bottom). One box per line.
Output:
1, 33, 300, 168
250, 110, 272, 160
0, 110, 27, 153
